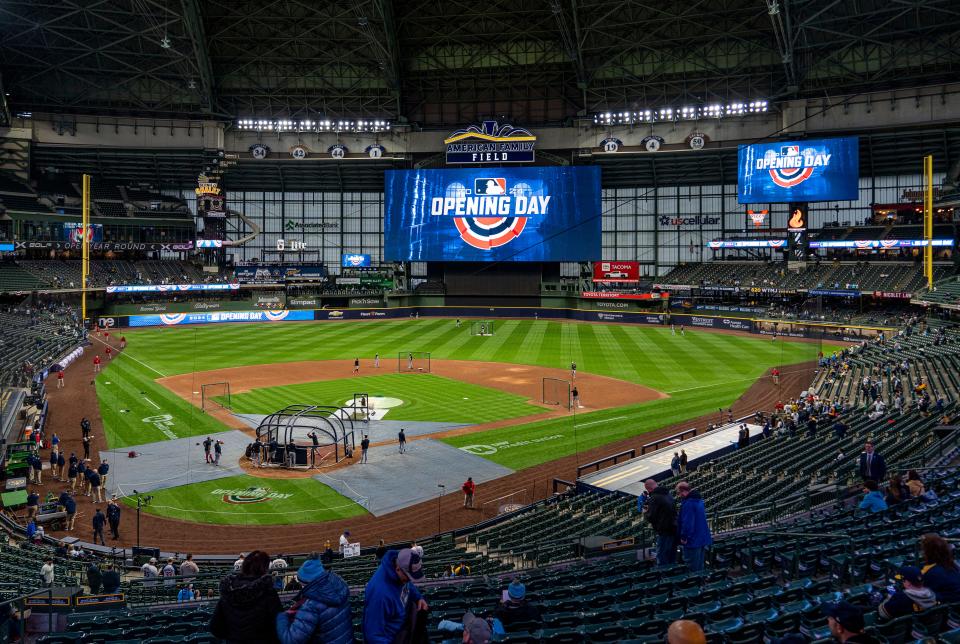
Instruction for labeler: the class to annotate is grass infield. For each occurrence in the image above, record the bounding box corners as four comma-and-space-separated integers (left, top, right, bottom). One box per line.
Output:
223, 373, 540, 423
120, 474, 368, 526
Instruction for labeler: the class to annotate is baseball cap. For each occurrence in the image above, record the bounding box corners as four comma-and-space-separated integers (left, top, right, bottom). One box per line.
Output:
395, 548, 424, 582
462, 612, 492, 644
823, 601, 865, 633
896, 565, 923, 585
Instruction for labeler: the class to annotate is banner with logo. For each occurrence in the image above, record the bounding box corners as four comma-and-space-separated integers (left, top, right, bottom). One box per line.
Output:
809, 239, 953, 249
384, 167, 601, 262
63, 223, 103, 243
234, 264, 326, 283
286, 296, 319, 309
349, 297, 383, 308
707, 240, 788, 249
342, 254, 372, 267
128, 310, 313, 327
593, 261, 641, 283
737, 136, 859, 204
105, 284, 239, 294
581, 292, 666, 300
14, 241, 193, 252
671, 314, 754, 332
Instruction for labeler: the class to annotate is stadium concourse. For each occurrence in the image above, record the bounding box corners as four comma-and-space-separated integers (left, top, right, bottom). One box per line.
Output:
32, 330, 817, 553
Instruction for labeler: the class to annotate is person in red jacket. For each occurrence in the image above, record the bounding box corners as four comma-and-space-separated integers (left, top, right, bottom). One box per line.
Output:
57, 369, 64, 389
119, 336, 126, 350
105, 346, 112, 360
771, 368, 780, 385
462, 477, 476, 509
93, 355, 102, 373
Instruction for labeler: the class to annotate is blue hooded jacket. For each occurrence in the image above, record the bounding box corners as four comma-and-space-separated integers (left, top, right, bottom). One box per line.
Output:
275, 563, 353, 644
678, 490, 713, 548
362, 550, 423, 644
859, 490, 888, 513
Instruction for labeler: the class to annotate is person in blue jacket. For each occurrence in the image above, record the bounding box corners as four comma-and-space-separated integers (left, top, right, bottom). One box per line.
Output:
676, 481, 713, 572
362, 548, 429, 644
275, 556, 353, 644
859, 479, 889, 513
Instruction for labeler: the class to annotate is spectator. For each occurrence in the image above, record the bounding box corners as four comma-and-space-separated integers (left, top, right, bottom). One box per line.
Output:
275, 556, 353, 644
210, 550, 282, 644
234, 553, 245, 571
670, 452, 681, 477
338, 531, 350, 553
858, 480, 888, 513
362, 548, 428, 644
141, 558, 159, 586
920, 533, 960, 603
666, 619, 706, 644
676, 481, 712, 572
178, 584, 195, 603
879, 566, 936, 620
642, 478, 678, 566
823, 601, 880, 643
885, 475, 908, 506
40, 558, 54, 587
374, 539, 387, 562
679, 450, 688, 474
906, 470, 925, 497
86, 561, 102, 594
438, 612, 493, 644
858, 441, 887, 482
162, 558, 177, 586
180, 554, 199, 581
493, 580, 542, 632
102, 565, 121, 593
462, 477, 476, 508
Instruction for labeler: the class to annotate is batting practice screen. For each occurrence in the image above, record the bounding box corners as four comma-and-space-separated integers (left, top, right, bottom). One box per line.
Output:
383, 167, 602, 262
737, 136, 859, 204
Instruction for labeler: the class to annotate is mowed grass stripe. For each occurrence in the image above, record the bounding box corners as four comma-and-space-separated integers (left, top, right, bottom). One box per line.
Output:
123, 474, 367, 526
224, 373, 540, 423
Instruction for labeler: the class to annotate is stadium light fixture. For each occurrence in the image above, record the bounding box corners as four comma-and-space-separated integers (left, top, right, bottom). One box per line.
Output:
590, 100, 769, 126
234, 118, 391, 133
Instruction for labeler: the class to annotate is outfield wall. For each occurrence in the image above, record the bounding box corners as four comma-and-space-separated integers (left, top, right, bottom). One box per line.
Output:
97, 307, 893, 341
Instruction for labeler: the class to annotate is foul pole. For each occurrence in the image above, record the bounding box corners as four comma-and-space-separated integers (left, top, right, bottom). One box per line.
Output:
923, 155, 933, 289
81, 174, 91, 323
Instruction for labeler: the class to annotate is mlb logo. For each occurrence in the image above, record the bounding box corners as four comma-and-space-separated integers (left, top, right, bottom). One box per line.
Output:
780, 145, 800, 157
475, 178, 506, 195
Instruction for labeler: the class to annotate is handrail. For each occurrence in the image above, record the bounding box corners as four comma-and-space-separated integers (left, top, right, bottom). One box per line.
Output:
642, 428, 698, 455
576, 449, 636, 477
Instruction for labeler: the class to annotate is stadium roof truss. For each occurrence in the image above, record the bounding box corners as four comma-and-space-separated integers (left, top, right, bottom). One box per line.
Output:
0, 0, 958, 127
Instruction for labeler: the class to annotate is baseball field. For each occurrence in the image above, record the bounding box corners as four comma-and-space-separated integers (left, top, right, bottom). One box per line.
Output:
94, 318, 828, 525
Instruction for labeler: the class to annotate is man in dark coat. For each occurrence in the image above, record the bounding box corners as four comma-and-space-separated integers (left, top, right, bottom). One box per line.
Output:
92, 508, 106, 546
859, 441, 887, 482
642, 478, 678, 565
210, 551, 282, 644
87, 562, 103, 594
106, 498, 121, 539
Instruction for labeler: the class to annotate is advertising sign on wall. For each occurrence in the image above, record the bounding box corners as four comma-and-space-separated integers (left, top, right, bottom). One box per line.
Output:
592, 261, 641, 283
128, 310, 313, 327
342, 254, 372, 267
384, 167, 601, 262
737, 136, 859, 204
581, 292, 666, 300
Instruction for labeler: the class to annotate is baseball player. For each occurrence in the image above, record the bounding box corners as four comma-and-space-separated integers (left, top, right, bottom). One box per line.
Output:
56, 369, 64, 388
398, 428, 407, 454
374, 353, 380, 368
572, 386, 581, 409
93, 355, 102, 373
353, 357, 360, 374
361, 435, 370, 463
105, 345, 112, 360
570, 362, 577, 380
407, 353, 414, 371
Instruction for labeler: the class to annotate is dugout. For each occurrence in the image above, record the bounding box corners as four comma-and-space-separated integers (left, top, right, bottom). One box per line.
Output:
254, 404, 355, 469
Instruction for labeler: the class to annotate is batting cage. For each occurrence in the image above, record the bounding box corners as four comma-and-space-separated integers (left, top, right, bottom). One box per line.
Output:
470, 320, 495, 336
201, 382, 231, 412
398, 351, 431, 373
253, 404, 356, 469
542, 377, 571, 410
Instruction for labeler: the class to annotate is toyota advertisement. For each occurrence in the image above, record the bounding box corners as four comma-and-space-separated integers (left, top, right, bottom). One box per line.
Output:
384, 167, 601, 262
593, 261, 641, 283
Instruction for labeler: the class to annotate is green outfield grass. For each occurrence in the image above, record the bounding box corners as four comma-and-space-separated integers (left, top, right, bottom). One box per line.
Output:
224, 373, 540, 423
121, 474, 367, 526
100, 320, 830, 457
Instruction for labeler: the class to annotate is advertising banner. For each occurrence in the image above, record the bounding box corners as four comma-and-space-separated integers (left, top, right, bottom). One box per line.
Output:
384, 167, 601, 262
341, 253, 372, 267
63, 223, 103, 243
593, 261, 641, 283
737, 137, 859, 204
105, 284, 239, 294
707, 240, 788, 249
128, 310, 313, 327
809, 239, 953, 249
234, 264, 326, 283
286, 296, 319, 309
349, 297, 384, 307
14, 241, 193, 252
808, 288, 861, 297
581, 292, 666, 300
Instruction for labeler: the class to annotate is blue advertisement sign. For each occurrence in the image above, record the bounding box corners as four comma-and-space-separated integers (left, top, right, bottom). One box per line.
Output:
384, 167, 601, 262
737, 137, 859, 204
128, 310, 313, 327
0, 243, 14, 252
234, 264, 326, 283
106, 284, 239, 294
342, 253, 372, 267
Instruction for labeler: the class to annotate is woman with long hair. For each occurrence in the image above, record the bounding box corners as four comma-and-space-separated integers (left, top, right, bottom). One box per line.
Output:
920, 533, 960, 603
